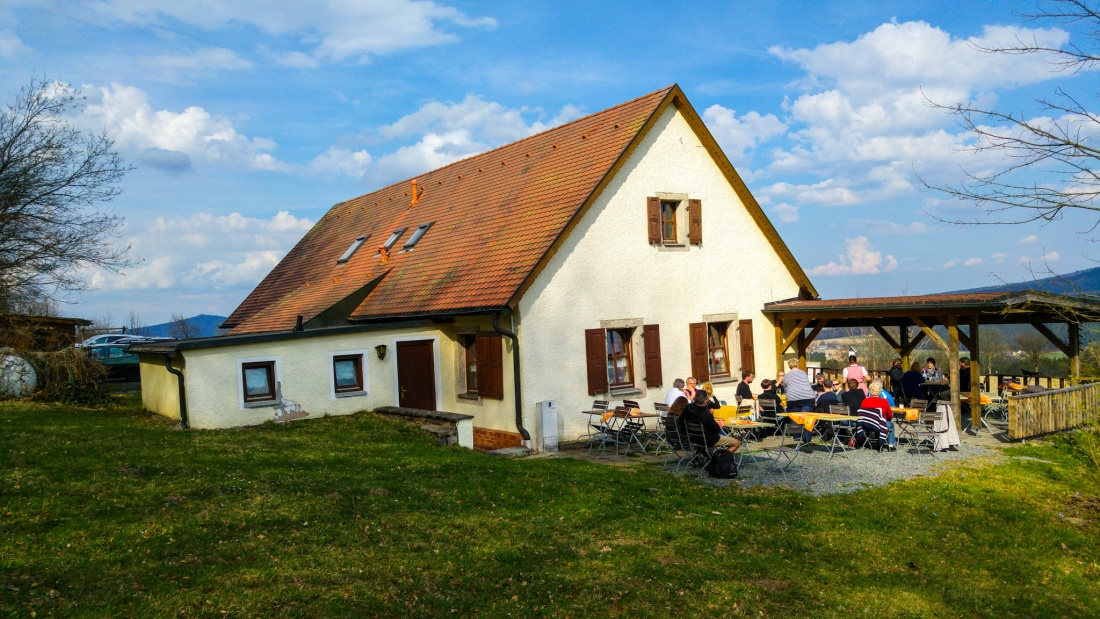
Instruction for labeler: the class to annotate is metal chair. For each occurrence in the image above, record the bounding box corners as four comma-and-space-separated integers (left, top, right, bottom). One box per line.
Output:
584, 400, 610, 453
661, 413, 692, 472
649, 403, 671, 454
772, 416, 805, 477
756, 398, 780, 438
682, 421, 716, 473
914, 408, 947, 456
983, 389, 1008, 423
855, 407, 891, 452
826, 404, 856, 458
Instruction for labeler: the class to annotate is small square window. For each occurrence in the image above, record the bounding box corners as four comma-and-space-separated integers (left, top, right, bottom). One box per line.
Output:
605, 328, 635, 388
461, 334, 478, 394
707, 322, 731, 378
660, 201, 679, 243
333, 354, 364, 393
242, 361, 277, 403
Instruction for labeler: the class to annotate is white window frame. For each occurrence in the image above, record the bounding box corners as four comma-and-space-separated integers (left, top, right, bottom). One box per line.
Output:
329, 349, 370, 400
237, 355, 282, 409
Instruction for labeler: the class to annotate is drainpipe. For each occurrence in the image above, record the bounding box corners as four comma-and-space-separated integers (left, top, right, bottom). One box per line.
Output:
492, 312, 530, 441
163, 353, 189, 430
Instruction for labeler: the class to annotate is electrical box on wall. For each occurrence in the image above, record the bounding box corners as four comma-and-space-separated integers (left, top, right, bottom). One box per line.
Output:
536, 400, 558, 452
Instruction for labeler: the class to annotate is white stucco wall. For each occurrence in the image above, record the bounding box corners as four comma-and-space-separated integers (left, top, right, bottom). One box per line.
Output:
517, 104, 803, 442
146, 321, 518, 434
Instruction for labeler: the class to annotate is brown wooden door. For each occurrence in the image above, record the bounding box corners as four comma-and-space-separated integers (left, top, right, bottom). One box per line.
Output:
396, 340, 436, 410
738, 319, 755, 375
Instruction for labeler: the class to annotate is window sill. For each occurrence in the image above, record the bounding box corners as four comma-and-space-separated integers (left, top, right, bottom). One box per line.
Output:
661, 243, 685, 248
244, 400, 280, 409
335, 391, 367, 399
711, 377, 736, 385
609, 387, 643, 397
457, 393, 480, 401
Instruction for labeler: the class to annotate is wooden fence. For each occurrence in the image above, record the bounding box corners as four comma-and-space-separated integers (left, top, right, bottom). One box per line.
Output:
1008, 381, 1100, 439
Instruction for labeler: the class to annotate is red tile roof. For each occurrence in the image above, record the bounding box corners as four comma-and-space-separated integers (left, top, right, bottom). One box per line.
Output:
223, 85, 814, 334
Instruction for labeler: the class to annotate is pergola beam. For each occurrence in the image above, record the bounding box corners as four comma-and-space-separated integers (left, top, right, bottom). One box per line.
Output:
873, 325, 900, 351
1030, 321, 1072, 356
912, 317, 949, 353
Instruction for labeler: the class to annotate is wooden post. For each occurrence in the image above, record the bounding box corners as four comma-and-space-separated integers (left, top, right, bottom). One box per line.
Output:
797, 330, 807, 370
969, 314, 981, 430
774, 319, 784, 378
1070, 322, 1080, 382
900, 324, 911, 369
947, 315, 963, 434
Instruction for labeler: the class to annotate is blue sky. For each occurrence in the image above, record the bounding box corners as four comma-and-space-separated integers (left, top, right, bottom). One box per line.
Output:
2, 0, 1096, 325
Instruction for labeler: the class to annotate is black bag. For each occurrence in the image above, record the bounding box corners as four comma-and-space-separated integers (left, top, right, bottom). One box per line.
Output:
706, 449, 738, 478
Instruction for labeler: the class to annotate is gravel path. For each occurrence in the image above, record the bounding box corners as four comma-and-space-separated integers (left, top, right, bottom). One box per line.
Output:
698, 442, 1006, 496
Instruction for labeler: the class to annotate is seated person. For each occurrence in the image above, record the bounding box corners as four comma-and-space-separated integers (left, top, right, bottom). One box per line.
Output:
677, 391, 741, 452
814, 378, 840, 413
901, 362, 924, 402
923, 357, 944, 383
735, 371, 755, 403
756, 378, 785, 414
701, 381, 721, 409
878, 387, 896, 407
841, 378, 865, 415
857, 381, 897, 450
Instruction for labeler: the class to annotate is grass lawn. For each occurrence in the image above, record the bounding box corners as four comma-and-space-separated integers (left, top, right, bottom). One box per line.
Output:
2, 396, 1099, 618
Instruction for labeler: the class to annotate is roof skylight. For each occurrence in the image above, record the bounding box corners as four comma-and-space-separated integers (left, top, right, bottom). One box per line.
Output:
337, 235, 369, 263
403, 223, 434, 250
382, 228, 407, 253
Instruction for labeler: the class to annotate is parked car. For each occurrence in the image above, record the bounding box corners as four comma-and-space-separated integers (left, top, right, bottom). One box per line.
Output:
85, 344, 141, 382
76, 334, 176, 348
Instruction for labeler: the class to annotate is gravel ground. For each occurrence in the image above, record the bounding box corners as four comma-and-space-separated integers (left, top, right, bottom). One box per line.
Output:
699, 441, 1006, 495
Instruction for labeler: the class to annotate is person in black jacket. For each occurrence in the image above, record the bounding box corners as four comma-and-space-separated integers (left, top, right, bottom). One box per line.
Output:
815, 378, 841, 413
678, 391, 741, 452
888, 358, 905, 403
841, 378, 865, 415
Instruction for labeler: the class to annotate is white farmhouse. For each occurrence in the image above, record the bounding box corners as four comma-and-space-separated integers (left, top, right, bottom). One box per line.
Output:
135, 85, 816, 450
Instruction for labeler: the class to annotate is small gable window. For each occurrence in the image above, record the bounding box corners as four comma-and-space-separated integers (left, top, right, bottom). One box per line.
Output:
403, 223, 433, 250
381, 228, 408, 253
332, 354, 364, 394
337, 235, 369, 263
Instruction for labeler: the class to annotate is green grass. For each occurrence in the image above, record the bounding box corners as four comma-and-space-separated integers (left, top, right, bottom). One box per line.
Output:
2, 397, 1099, 618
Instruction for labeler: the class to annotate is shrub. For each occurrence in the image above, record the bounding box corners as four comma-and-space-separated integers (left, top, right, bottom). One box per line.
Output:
29, 347, 110, 406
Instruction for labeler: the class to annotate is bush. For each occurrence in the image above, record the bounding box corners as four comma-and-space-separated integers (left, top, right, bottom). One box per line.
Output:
29, 348, 110, 406
1054, 423, 1100, 476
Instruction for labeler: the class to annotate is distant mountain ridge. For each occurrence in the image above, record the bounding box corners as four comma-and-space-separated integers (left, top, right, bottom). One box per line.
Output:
132, 314, 227, 339
953, 266, 1100, 296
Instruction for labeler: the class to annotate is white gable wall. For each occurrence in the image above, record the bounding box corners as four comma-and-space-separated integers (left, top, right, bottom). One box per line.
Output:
516, 104, 803, 442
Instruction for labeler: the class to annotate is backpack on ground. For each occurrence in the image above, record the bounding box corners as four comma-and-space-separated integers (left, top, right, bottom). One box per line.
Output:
706, 449, 738, 479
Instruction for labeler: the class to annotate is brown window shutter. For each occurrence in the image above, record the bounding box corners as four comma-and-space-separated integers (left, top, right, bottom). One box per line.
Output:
585, 328, 608, 395
476, 334, 504, 399
688, 199, 702, 244
738, 319, 755, 375
647, 196, 661, 244
642, 324, 663, 388
689, 322, 709, 381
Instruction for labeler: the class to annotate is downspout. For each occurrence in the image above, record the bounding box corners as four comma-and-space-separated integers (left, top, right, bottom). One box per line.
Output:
492, 312, 530, 441
163, 353, 189, 430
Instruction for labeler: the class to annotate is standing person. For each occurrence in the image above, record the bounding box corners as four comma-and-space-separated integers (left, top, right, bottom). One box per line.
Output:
923, 357, 944, 382
842, 355, 869, 396
888, 358, 905, 402
664, 378, 686, 406
782, 359, 816, 412
735, 371, 755, 403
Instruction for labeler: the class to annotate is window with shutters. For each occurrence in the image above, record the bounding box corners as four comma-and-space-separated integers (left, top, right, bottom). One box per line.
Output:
707, 322, 731, 378
648, 195, 700, 246
660, 201, 678, 243
605, 328, 635, 388
460, 333, 503, 399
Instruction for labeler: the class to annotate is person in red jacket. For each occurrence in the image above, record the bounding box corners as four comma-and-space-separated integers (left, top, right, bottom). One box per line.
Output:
858, 380, 897, 450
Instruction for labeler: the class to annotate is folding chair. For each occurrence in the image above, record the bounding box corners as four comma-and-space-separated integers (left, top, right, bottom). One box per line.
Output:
983, 389, 1008, 423
756, 398, 780, 439
603, 406, 646, 456
661, 413, 692, 472
913, 408, 947, 456
584, 400, 610, 453
826, 404, 856, 458
650, 403, 671, 454
894, 399, 924, 448
683, 421, 716, 473
772, 417, 804, 477
856, 407, 891, 452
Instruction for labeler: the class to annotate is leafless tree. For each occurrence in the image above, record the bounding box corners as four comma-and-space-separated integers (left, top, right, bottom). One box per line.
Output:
127, 309, 144, 334
0, 76, 133, 311
168, 313, 200, 340
923, 0, 1099, 228
1015, 329, 1054, 371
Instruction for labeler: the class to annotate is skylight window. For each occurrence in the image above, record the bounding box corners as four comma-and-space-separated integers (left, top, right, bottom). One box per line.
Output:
337, 235, 369, 263
382, 228, 407, 253
403, 223, 434, 250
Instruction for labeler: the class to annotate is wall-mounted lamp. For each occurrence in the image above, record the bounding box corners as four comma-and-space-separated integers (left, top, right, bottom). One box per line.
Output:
375, 344, 388, 361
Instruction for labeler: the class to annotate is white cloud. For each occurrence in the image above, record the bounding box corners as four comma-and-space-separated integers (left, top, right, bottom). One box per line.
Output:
770, 203, 800, 223
310, 147, 373, 179
144, 47, 254, 72
0, 31, 30, 58
316, 94, 582, 182
82, 83, 287, 171
1020, 234, 1038, 243
849, 219, 930, 235
1043, 251, 1060, 262
943, 259, 959, 268
992, 252, 1007, 265
964, 257, 983, 266
82, 0, 496, 64
702, 104, 786, 162
808, 236, 898, 275
87, 211, 313, 292
765, 178, 861, 206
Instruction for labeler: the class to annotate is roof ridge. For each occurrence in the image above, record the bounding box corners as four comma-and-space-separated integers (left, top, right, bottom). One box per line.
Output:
330, 85, 677, 209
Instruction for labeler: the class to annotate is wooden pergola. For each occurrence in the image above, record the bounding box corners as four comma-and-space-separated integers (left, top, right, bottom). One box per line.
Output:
763, 291, 1100, 432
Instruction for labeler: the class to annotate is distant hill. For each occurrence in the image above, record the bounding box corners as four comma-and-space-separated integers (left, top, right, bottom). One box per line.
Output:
131, 314, 227, 339
953, 266, 1100, 296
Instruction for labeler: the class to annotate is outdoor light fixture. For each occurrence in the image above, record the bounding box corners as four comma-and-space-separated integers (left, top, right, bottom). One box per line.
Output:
375, 344, 388, 360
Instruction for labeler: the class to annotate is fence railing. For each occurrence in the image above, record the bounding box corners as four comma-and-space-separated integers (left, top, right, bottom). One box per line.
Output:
1008, 381, 1100, 440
